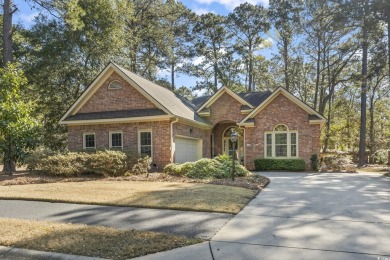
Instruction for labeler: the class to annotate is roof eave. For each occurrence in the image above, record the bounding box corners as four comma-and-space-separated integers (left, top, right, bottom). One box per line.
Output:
60, 115, 173, 126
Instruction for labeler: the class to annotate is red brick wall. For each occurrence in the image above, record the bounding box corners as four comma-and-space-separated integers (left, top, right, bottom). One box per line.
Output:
78, 72, 156, 113
244, 94, 322, 170
208, 92, 245, 125
67, 121, 171, 170
173, 122, 211, 159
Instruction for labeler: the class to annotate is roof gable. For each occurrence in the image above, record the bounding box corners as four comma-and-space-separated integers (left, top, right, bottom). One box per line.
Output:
196, 86, 254, 112
60, 62, 206, 124
240, 87, 326, 125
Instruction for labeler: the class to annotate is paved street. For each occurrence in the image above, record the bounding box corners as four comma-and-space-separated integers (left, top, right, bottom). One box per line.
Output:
211, 172, 390, 259
0, 200, 232, 239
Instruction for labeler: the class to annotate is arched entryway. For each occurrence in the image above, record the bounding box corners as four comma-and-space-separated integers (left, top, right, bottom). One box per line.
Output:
211, 121, 245, 164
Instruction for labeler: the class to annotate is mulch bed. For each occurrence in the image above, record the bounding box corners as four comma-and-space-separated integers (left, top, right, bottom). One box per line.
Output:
0, 171, 269, 191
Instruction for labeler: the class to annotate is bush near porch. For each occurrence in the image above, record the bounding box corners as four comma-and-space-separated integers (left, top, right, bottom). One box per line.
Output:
254, 158, 305, 171
26, 150, 151, 176
164, 155, 250, 179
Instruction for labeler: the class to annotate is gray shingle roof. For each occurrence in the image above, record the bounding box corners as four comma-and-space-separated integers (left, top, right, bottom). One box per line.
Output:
192, 91, 272, 110
64, 108, 167, 121
114, 63, 205, 123
309, 115, 322, 120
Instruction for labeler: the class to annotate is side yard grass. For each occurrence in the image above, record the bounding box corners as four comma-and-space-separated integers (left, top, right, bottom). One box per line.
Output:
0, 218, 200, 260
0, 180, 258, 214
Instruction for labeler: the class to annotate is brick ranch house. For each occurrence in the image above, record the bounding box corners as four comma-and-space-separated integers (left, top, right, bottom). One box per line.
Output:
60, 62, 326, 170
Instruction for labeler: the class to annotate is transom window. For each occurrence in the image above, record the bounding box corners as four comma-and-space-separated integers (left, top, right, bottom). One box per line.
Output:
108, 80, 123, 89
83, 133, 95, 149
139, 130, 152, 157
110, 131, 123, 149
265, 124, 298, 158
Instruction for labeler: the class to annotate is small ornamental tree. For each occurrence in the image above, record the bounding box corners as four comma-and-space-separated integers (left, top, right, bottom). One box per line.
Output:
0, 64, 41, 173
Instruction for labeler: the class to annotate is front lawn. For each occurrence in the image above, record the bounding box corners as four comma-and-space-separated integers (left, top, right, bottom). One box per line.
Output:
0, 179, 258, 214
0, 218, 200, 260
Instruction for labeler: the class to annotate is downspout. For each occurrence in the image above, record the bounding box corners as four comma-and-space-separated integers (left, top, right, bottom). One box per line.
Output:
238, 125, 246, 167
171, 117, 179, 163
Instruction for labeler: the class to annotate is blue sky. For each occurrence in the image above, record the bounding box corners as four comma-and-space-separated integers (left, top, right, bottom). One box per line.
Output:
12, 0, 272, 91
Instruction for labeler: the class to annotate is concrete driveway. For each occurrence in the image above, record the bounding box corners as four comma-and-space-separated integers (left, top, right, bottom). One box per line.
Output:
211, 172, 390, 259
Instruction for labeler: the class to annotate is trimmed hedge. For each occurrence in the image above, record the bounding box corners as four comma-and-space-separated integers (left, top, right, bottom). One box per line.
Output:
27, 150, 151, 177
254, 158, 305, 171
164, 155, 251, 179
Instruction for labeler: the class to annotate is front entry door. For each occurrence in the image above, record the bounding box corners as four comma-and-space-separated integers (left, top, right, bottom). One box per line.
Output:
223, 138, 239, 158
222, 126, 244, 164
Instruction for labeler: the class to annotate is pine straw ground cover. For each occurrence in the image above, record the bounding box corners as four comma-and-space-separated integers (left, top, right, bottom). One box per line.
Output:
0, 218, 200, 260
0, 173, 268, 214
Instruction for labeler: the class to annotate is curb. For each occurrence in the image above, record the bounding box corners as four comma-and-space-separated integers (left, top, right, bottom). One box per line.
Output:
0, 246, 107, 260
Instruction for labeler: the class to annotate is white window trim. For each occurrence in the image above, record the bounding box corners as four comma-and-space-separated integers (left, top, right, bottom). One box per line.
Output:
138, 129, 153, 158
83, 132, 96, 149
109, 131, 123, 149
108, 80, 123, 89
264, 125, 298, 158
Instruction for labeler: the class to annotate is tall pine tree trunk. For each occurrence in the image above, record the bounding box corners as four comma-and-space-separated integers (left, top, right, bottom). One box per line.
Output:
170, 46, 175, 90
2, 0, 16, 173
248, 41, 253, 92
314, 36, 321, 111
2, 0, 13, 65
283, 38, 290, 91
358, 16, 368, 168
368, 96, 375, 163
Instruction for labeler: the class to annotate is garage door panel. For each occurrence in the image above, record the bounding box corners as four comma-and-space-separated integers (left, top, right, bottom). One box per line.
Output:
175, 137, 202, 163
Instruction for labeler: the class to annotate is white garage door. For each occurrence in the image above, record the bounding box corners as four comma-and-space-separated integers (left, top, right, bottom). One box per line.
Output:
175, 137, 202, 163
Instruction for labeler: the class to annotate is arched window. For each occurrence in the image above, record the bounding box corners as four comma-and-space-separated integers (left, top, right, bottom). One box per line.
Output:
108, 80, 123, 89
265, 124, 298, 158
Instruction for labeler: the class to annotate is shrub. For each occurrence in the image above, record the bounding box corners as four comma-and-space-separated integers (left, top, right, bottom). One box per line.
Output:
215, 154, 249, 177
27, 150, 151, 176
371, 149, 389, 165
254, 158, 305, 171
323, 155, 355, 171
310, 154, 319, 171
131, 156, 152, 175
24, 147, 59, 171
186, 158, 227, 179
164, 155, 251, 179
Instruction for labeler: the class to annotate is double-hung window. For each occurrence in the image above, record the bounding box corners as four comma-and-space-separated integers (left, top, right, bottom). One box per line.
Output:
265, 125, 298, 158
139, 130, 152, 157
83, 133, 96, 149
110, 131, 123, 149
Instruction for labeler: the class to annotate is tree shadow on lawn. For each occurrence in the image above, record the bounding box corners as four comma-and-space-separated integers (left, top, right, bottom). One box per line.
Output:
43, 200, 233, 239
1, 219, 199, 260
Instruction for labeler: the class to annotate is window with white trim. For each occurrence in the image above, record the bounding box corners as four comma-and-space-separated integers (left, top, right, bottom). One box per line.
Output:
265, 125, 298, 158
139, 130, 152, 157
83, 133, 96, 149
108, 80, 123, 89
109, 131, 123, 149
